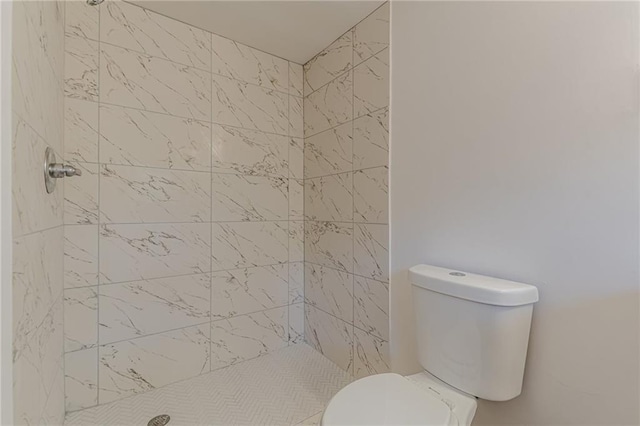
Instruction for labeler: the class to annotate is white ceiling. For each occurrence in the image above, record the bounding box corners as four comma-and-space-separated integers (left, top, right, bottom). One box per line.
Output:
127, 1, 385, 64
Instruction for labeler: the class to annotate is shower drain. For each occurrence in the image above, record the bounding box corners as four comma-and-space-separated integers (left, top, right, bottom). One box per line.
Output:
148, 414, 171, 426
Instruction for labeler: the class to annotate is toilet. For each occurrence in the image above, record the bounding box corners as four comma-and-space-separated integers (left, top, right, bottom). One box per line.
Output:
322, 264, 539, 425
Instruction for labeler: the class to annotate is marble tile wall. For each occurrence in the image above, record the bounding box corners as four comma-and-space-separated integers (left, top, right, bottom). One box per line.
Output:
303, 2, 390, 379
12, 0, 66, 424
63, 0, 304, 412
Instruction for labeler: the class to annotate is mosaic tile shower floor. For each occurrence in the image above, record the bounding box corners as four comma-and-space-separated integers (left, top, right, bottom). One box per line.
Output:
65, 344, 351, 426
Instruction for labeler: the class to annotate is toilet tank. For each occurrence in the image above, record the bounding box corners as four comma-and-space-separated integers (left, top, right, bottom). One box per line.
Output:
409, 265, 539, 401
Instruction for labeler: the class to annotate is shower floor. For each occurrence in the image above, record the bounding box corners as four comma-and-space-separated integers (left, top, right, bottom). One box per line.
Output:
64, 344, 351, 426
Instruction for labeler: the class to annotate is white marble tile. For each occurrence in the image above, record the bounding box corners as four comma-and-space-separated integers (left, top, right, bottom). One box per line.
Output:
354, 49, 389, 118
100, 104, 211, 171
210, 307, 288, 370
65, 97, 98, 164
354, 276, 389, 340
289, 137, 304, 179
305, 173, 353, 222
305, 221, 353, 273
14, 297, 64, 425
212, 74, 288, 135
65, 348, 98, 412
65, 225, 98, 289
101, 43, 211, 121
211, 222, 288, 271
353, 166, 388, 223
305, 263, 353, 324
353, 224, 389, 282
99, 274, 211, 344
100, 165, 211, 223
289, 303, 304, 344
13, 227, 64, 354
289, 95, 304, 138
12, 117, 63, 236
100, 223, 211, 284
211, 265, 288, 319
304, 121, 352, 179
101, 1, 211, 70
64, 287, 98, 352
65, 33, 98, 101
353, 328, 390, 379
353, 2, 390, 64
99, 324, 210, 404
12, 1, 64, 154
64, 162, 99, 225
211, 33, 288, 92
41, 364, 65, 426
289, 62, 304, 97
304, 71, 352, 138
211, 174, 288, 221
66, 0, 98, 40
289, 221, 304, 263
353, 107, 388, 170
289, 179, 304, 221
305, 305, 353, 373
304, 31, 352, 96
212, 124, 288, 177
289, 261, 304, 304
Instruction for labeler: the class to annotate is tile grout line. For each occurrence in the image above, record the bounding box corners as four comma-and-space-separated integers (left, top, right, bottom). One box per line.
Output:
209, 30, 214, 372
287, 61, 291, 346
95, 1, 101, 408
351, 27, 356, 376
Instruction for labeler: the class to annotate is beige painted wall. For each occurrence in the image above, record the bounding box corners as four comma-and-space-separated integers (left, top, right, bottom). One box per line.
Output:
389, 2, 639, 424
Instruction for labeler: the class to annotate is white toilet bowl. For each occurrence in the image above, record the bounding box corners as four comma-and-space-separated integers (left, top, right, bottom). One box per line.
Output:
321, 372, 477, 426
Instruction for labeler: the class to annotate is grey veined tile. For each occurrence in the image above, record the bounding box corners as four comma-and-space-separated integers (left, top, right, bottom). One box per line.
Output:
64, 225, 98, 289
305, 305, 353, 373
99, 223, 211, 284
353, 224, 389, 282
305, 221, 353, 273
100, 164, 211, 223
211, 33, 288, 92
210, 307, 288, 370
65, 348, 98, 412
304, 31, 352, 96
100, 104, 211, 171
64, 287, 97, 352
354, 276, 389, 340
100, 43, 211, 121
304, 121, 352, 179
99, 274, 211, 344
305, 263, 354, 324
212, 74, 288, 135
289, 303, 304, 344
66, 0, 98, 40
65, 98, 98, 164
305, 173, 353, 222
99, 324, 210, 404
211, 265, 288, 320
211, 222, 288, 271
101, 1, 211, 70
353, 328, 389, 379
289, 62, 304, 97
64, 163, 99, 225
211, 174, 288, 221
353, 166, 388, 223
304, 71, 352, 138
353, 107, 388, 170
354, 49, 389, 118
64, 33, 98, 101
212, 125, 288, 177
353, 2, 390, 64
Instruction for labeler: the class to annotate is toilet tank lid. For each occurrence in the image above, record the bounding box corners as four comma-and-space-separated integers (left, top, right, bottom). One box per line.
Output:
409, 264, 539, 306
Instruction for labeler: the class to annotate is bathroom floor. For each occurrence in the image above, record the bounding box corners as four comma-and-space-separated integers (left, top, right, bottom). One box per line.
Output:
64, 344, 351, 426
